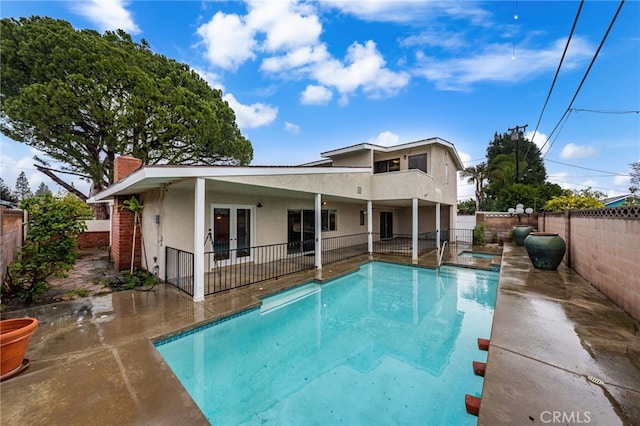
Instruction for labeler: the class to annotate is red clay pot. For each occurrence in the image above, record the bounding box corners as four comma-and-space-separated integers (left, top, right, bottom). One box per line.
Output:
1, 318, 38, 378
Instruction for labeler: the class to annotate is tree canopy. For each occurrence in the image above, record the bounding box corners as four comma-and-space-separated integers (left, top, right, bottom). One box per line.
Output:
1, 17, 253, 206
483, 131, 548, 210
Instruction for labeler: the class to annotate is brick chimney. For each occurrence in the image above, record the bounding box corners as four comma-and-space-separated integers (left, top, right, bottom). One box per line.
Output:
111, 156, 144, 272
114, 155, 143, 182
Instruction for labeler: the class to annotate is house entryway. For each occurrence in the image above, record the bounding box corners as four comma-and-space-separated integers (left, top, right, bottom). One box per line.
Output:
380, 211, 393, 239
210, 204, 255, 267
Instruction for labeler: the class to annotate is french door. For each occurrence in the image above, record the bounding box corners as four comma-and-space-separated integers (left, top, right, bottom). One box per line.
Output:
210, 204, 254, 266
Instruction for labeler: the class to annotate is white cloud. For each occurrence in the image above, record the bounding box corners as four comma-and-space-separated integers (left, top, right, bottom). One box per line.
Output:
613, 174, 630, 186
197, 1, 410, 103
525, 130, 551, 157
246, 0, 322, 52
318, 0, 490, 24
367, 131, 400, 147
300, 85, 333, 105
0, 140, 90, 196
414, 37, 593, 91
223, 93, 278, 129
197, 11, 256, 70
261, 44, 330, 73
311, 40, 410, 99
559, 143, 598, 160
284, 122, 301, 134
73, 0, 140, 34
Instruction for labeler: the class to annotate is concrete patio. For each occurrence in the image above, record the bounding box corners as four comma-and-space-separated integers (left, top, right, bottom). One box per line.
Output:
1, 245, 638, 425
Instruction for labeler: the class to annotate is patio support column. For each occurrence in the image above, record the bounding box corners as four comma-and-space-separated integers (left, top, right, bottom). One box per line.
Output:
315, 193, 322, 269
367, 200, 373, 253
193, 178, 205, 302
412, 198, 418, 260
436, 202, 441, 251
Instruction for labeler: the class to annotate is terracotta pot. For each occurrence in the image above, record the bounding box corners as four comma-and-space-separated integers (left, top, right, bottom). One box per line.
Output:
1, 318, 38, 378
511, 225, 534, 246
524, 232, 566, 270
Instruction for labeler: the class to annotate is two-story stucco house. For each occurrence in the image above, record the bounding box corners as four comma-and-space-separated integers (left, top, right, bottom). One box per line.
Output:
90, 137, 464, 302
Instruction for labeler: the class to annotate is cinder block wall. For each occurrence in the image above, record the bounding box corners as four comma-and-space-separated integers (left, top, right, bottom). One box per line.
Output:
539, 207, 640, 322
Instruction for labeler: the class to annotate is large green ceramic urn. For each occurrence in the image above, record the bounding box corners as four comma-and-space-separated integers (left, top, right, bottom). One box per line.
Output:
511, 225, 534, 246
523, 232, 566, 270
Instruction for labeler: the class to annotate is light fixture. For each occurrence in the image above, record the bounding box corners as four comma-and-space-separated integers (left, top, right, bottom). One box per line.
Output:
256, 202, 263, 208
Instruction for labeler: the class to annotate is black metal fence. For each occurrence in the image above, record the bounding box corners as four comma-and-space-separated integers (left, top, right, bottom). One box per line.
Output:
165, 246, 194, 296
203, 240, 315, 296
371, 232, 441, 256
445, 228, 474, 246
321, 233, 369, 264
165, 230, 469, 297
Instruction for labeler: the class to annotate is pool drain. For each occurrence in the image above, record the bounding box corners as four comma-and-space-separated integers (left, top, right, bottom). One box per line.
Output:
587, 376, 604, 385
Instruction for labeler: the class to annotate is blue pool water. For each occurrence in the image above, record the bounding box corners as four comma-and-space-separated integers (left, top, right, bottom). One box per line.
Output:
155, 262, 499, 425
458, 251, 497, 259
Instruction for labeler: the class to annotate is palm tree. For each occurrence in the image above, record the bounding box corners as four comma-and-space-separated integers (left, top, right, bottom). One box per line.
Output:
460, 162, 487, 211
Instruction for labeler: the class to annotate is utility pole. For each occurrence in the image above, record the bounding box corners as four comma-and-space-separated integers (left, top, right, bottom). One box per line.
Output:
508, 124, 528, 183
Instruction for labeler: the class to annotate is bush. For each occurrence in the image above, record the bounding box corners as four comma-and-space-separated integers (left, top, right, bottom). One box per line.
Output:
473, 223, 486, 246
3, 193, 93, 303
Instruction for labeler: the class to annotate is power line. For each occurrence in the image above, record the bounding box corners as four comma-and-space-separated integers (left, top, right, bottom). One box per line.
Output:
547, 177, 626, 193
570, 108, 640, 114
525, 0, 584, 161
545, 158, 630, 176
541, 0, 626, 158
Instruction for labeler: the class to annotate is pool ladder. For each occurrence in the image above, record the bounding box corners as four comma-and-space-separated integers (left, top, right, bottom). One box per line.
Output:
437, 241, 447, 267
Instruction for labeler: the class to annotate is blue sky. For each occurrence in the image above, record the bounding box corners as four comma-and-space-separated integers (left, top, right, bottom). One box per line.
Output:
1, 0, 638, 203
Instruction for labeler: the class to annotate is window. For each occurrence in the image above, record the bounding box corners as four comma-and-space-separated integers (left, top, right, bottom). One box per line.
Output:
408, 154, 427, 173
322, 209, 337, 231
374, 158, 400, 174
359, 210, 366, 226
445, 163, 449, 184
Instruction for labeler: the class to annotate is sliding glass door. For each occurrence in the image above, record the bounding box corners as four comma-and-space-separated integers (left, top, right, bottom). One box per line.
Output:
287, 209, 315, 254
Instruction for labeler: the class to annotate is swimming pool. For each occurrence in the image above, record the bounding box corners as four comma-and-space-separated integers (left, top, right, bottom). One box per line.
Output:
458, 251, 498, 259
155, 261, 498, 425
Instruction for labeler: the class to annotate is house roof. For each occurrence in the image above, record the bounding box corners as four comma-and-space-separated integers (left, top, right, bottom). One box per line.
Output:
603, 193, 639, 205
318, 137, 465, 170
88, 165, 371, 202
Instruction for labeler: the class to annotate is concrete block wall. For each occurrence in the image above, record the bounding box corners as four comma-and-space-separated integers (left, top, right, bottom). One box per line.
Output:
539, 208, 640, 322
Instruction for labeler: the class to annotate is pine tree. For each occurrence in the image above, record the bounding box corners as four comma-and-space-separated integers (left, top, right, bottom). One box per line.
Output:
34, 182, 52, 197
0, 177, 18, 202
15, 171, 33, 201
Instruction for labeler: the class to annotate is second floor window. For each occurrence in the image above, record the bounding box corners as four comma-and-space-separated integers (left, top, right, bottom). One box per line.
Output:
408, 154, 427, 173
374, 158, 400, 174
